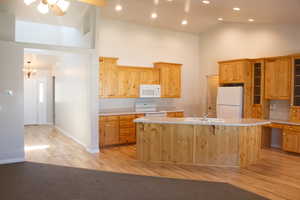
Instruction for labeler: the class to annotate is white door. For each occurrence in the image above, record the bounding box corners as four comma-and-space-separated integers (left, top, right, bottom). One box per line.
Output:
24, 79, 38, 125
24, 78, 47, 125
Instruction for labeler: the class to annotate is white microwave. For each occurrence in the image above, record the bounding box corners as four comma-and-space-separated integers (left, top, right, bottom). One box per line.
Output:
140, 85, 161, 98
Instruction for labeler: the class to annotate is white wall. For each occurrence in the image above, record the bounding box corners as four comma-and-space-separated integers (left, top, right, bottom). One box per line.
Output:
198, 22, 300, 146
0, 41, 24, 164
198, 22, 300, 113
97, 19, 202, 116
0, 12, 15, 41
15, 20, 92, 48
54, 51, 98, 153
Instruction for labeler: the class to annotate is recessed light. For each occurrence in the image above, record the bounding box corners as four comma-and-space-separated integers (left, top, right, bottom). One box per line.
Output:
202, 0, 210, 4
218, 17, 223, 21
166, 0, 173, 2
181, 20, 188, 25
233, 7, 240, 11
151, 12, 158, 19
248, 18, 255, 22
115, 4, 123, 12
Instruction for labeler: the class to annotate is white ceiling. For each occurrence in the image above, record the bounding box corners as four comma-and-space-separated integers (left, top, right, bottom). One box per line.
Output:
0, 0, 90, 27
100, 0, 300, 33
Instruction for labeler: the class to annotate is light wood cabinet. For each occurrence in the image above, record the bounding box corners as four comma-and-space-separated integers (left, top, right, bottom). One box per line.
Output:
219, 61, 247, 84
283, 129, 300, 153
265, 57, 291, 100
99, 114, 145, 148
118, 68, 140, 98
99, 116, 120, 148
154, 62, 182, 98
140, 68, 160, 85
172, 125, 194, 163
99, 57, 119, 98
290, 106, 300, 122
167, 112, 184, 118
100, 57, 181, 99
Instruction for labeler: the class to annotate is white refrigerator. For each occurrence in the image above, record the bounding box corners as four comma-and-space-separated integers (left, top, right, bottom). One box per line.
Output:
216, 86, 243, 119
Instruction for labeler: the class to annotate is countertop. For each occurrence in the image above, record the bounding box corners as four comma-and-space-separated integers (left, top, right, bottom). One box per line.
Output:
269, 119, 300, 126
134, 117, 271, 127
99, 108, 184, 116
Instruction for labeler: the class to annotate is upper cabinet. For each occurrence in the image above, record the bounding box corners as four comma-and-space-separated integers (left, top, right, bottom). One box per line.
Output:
219, 60, 249, 84
99, 57, 119, 98
265, 57, 291, 100
99, 57, 181, 98
154, 62, 182, 98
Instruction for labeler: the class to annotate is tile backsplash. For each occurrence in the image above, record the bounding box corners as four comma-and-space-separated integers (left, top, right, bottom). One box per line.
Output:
99, 98, 182, 110
269, 100, 290, 120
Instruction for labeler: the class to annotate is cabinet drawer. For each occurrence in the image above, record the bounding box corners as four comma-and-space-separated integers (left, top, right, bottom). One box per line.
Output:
100, 116, 119, 122
135, 114, 145, 118
119, 115, 136, 121
119, 121, 135, 128
120, 128, 135, 135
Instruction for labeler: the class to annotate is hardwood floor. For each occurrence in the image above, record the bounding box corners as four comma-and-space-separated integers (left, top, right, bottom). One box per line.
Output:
25, 125, 300, 200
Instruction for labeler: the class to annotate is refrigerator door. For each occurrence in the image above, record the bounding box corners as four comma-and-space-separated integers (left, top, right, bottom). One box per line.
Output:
217, 105, 243, 119
217, 87, 243, 106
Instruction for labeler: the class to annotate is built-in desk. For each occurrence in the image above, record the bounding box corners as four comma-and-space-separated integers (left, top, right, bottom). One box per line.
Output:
262, 121, 300, 153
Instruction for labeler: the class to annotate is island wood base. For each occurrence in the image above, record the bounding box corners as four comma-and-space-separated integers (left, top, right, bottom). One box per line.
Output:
136, 123, 262, 168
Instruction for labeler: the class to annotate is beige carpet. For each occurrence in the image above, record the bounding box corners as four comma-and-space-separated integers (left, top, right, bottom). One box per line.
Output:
0, 162, 268, 200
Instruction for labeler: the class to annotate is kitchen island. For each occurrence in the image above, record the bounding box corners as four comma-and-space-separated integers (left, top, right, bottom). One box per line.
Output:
134, 117, 270, 168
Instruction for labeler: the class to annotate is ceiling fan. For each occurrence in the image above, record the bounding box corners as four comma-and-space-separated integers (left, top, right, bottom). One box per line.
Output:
24, 0, 106, 16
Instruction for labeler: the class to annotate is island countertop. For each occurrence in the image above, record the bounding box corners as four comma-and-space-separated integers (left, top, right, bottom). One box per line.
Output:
134, 117, 271, 127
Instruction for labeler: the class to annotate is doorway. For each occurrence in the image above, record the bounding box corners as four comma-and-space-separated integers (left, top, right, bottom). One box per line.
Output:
23, 50, 56, 126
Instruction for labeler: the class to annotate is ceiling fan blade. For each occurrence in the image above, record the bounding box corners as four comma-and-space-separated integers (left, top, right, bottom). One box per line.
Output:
50, 4, 65, 16
76, 0, 106, 7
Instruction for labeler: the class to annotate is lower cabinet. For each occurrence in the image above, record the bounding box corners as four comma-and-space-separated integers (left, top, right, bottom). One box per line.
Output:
100, 112, 184, 148
100, 114, 144, 148
283, 128, 300, 153
167, 112, 184, 118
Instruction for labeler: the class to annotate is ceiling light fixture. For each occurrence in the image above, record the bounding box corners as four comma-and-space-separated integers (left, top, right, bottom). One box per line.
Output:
115, 4, 123, 11
202, 0, 210, 4
37, 1, 49, 14
23, 61, 37, 79
151, 12, 158, 19
181, 19, 188, 26
47, 0, 58, 5
218, 17, 223, 21
24, 0, 36, 5
248, 18, 255, 22
233, 7, 240, 11
56, 0, 70, 12
25, 0, 70, 16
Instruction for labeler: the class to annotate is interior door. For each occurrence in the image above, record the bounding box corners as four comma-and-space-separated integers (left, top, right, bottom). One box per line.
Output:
24, 79, 38, 125
207, 75, 219, 117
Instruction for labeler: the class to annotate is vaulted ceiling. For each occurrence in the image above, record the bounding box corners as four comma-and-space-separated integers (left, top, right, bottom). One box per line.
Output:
100, 0, 300, 33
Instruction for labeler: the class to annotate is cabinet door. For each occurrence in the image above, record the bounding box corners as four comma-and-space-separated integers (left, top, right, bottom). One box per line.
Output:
140, 69, 160, 85
101, 120, 120, 146
160, 64, 181, 98
219, 61, 245, 84
283, 130, 300, 153
167, 112, 177, 117
251, 105, 263, 119
118, 69, 140, 98
100, 59, 119, 97
175, 112, 184, 118
138, 124, 161, 162
172, 125, 194, 163
265, 58, 291, 100
289, 106, 300, 122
